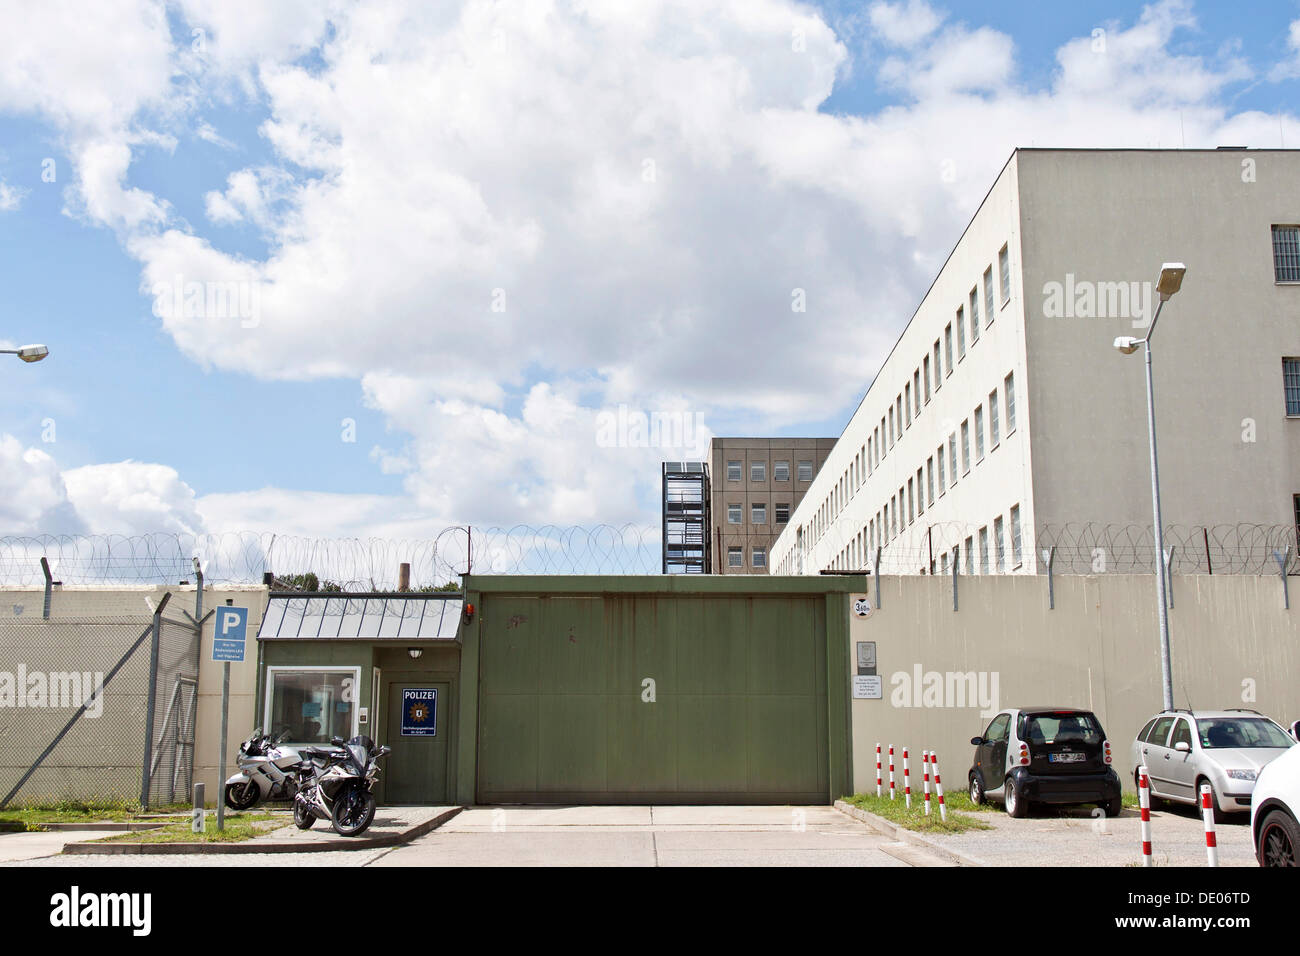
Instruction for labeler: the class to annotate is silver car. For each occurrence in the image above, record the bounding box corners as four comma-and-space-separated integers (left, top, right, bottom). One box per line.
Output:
1130, 709, 1296, 822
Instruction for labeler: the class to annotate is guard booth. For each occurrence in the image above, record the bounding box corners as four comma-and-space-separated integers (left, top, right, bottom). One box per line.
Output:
255, 592, 464, 805
255, 575, 861, 807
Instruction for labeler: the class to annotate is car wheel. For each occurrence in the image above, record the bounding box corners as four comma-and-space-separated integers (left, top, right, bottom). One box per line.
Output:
1196, 777, 1229, 825
1102, 797, 1123, 818
969, 773, 985, 805
1258, 810, 1299, 867
1004, 775, 1028, 818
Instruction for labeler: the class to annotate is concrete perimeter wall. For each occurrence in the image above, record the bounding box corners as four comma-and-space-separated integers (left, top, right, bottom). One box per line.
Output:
847, 573, 1300, 797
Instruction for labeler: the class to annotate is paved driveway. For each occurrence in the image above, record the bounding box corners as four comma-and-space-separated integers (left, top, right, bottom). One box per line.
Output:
368, 805, 953, 867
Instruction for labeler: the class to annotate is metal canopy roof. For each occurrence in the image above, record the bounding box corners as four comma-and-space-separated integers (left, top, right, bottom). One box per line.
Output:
257, 593, 463, 641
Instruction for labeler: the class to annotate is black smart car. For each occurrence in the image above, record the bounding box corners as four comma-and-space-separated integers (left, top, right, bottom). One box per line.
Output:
968, 706, 1123, 817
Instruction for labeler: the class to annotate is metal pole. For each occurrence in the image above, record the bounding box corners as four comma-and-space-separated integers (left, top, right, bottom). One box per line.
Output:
218, 661, 229, 830
1043, 546, 1056, 610
1143, 324, 1174, 712
1274, 549, 1291, 610
40, 557, 52, 619
140, 592, 171, 810
952, 544, 959, 612
1203, 527, 1212, 575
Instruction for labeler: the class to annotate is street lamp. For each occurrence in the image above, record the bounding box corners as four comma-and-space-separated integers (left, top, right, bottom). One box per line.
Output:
0, 344, 49, 363
1113, 262, 1185, 712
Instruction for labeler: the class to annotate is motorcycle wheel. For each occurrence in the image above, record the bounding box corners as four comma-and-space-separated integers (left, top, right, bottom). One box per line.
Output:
330, 788, 376, 837
224, 780, 260, 811
293, 799, 315, 830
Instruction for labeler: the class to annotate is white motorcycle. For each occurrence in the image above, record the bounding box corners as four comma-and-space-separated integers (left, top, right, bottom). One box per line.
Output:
224, 729, 305, 810
293, 735, 390, 836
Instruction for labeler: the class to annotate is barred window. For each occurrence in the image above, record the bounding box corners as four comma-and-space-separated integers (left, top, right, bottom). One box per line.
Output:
773, 460, 790, 481
1011, 504, 1023, 568
1273, 225, 1300, 282
979, 526, 989, 574
798, 460, 813, 481
752, 548, 766, 568
728, 547, 742, 568
775, 503, 790, 523
727, 504, 741, 524
994, 516, 1006, 572
1285, 358, 1300, 415
727, 460, 741, 480
750, 461, 766, 482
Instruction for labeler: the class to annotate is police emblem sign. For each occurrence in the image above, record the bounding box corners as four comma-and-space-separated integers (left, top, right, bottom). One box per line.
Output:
401, 688, 438, 736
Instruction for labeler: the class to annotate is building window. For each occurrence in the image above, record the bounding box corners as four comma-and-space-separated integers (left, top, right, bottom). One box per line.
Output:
983, 268, 995, 326
265, 668, 359, 745
752, 503, 766, 524
727, 460, 741, 481
1010, 504, 1023, 568
989, 389, 1000, 446
948, 434, 958, 485
944, 325, 953, 373
1285, 359, 1300, 416
773, 460, 790, 481
926, 457, 934, 507
913, 370, 921, 417
728, 547, 743, 568
937, 446, 946, 493
752, 547, 766, 568
1005, 372, 1017, 434
907, 478, 914, 524
775, 503, 790, 523
994, 515, 1006, 572
933, 341, 942, 389
905, 382, 912, 426
1273, 225, 1300, 282
956, 307, 966, 360
975, 405, 985, 461
727, 503, 741, 524
883, 502, 890, 539
978, 527, 989, 574
750, 461, 766, 482
941, 553, 949, 575
960, 420, 971, 475
923, 355, 931, 402
916, 468, 924, 515
969, 290, 980, 344
798, 460, 813, 481
999, 244, 1011, 305
964, 536, 974, 575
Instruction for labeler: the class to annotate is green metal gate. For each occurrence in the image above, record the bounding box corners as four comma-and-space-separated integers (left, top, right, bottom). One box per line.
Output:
466, 577, 853, 805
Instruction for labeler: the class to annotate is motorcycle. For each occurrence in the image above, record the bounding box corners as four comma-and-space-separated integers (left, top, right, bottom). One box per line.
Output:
293, 735, 390, 836
224, 729, 305, 810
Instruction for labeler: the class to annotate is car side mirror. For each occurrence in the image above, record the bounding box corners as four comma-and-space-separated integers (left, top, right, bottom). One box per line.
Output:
1174, 741, 1191, 753
970, 736, 984, 746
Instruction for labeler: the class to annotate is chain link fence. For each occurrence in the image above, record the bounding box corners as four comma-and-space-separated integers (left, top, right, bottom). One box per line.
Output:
0, 608, 198, 809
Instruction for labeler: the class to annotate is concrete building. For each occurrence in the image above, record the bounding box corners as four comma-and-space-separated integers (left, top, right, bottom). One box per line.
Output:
773, 148, 1300, 577
710, 437, 836, 573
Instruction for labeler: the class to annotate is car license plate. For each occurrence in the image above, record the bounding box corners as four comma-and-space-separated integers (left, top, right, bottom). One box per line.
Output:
1049, 752, 1085, 763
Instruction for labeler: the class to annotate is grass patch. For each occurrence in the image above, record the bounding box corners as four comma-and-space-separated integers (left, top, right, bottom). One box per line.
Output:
843, 790, 995, 834
0, 800, 214, 832
98, 812, 280, 844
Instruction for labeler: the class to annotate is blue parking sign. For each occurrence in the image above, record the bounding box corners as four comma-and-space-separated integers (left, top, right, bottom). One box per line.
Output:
212, 606, 248, 662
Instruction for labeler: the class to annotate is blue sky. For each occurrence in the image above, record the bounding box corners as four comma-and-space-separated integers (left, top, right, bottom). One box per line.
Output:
1, 0, 1299, 543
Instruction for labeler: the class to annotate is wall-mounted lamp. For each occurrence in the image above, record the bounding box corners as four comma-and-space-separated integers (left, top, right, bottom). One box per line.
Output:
407, 647, 423, 660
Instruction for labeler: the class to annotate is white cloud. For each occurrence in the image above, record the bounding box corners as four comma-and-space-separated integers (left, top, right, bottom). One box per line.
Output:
0, 176, 23, 211
1, 0, 1296, 542
0, 435, 85, 536
1270, 19, 1300, 81
61, 461, 207, 536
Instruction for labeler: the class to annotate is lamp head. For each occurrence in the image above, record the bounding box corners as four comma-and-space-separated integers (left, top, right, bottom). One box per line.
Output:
16, 345, 48, 363
1113, 336, 1143, 355
1156, 263, 1186, 301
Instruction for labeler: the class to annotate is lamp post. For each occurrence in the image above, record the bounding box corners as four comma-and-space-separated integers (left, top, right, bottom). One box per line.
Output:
1113, 262, 1185, 712
0, 344, 48, 363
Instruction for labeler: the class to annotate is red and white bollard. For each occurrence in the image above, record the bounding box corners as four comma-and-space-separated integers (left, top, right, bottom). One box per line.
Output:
932, 751, 946, 822
1138, 768, 1153, 867
903, 748, 912, 809
1200, 784, 1218, 867
888, 744, 896, 800
922, 750, 932, 816
875, 744, 882, 798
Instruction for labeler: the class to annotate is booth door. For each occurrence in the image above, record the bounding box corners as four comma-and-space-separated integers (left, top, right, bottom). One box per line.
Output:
384, 680, 450, 804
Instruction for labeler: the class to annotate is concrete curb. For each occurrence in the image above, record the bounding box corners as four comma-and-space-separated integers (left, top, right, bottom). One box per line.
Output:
834, 800, 987, 867
61, 806, 463, 855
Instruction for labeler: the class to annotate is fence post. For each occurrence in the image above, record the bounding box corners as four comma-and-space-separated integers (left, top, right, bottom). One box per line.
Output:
1274, 548, 1291, 610
1203, 527, 1212, 575
874, 546, 882, 610
1163, 547, 1175, 609
1042, 546, 1056, 609
951, 544, 959, 612
140, 591, 171, 811
40, 557, 52, 619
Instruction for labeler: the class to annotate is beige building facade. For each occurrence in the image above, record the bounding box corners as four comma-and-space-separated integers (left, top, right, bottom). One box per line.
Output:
774, 148, 1300, 577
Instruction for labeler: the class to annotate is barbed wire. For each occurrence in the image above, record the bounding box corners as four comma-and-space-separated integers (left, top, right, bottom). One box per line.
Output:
802, 522, 1299, 576
0, 526, 663, 588
0, 522, 1294, 587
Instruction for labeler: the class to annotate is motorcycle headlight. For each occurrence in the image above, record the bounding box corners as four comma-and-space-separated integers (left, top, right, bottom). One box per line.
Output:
1225, 769, 1256, 781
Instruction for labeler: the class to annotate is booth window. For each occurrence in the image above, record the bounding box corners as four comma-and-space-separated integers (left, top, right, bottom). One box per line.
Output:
265, 667, 359, 744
